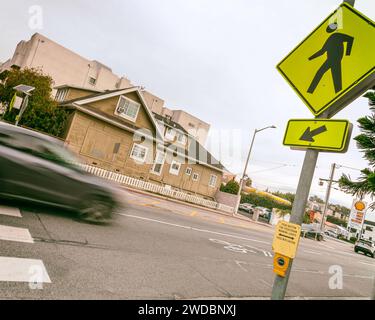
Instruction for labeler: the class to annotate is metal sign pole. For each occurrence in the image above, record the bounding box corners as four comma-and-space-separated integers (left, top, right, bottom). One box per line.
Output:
271, 149, 319, 300
15, 94, 29, 127
271, 0, 358, 301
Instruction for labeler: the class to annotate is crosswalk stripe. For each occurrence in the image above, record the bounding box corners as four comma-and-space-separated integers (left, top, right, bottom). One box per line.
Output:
0, 257, 51, 283
0, 206, 22, 218
0, 225, 34, 244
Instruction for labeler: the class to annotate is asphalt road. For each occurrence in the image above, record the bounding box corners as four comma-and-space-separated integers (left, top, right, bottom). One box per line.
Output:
0, 188, 374, 300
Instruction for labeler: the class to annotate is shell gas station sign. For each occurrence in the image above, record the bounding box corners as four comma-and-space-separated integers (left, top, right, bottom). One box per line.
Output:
348, 200, 367, 230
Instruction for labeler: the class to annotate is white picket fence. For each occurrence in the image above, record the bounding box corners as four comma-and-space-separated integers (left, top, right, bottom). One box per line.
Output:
77, 163, 234, 214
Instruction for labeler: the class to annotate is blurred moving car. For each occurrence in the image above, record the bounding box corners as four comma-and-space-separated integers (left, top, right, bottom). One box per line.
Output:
239, 203, 254, 214
0, 122, 121, 222
354, 239, 375, 258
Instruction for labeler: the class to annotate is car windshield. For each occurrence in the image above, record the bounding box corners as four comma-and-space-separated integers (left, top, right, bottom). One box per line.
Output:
359, 240, 372, 246
45, 143, 83, 168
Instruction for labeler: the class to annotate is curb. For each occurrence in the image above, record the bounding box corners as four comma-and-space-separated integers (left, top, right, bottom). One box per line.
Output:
121, 185, 272, 228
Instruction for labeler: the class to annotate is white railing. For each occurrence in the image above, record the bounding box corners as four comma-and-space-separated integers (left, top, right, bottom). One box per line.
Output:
77, 163, 234, 214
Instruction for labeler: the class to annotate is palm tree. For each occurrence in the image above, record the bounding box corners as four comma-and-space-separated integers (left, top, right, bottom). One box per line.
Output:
339, 90, 375, 207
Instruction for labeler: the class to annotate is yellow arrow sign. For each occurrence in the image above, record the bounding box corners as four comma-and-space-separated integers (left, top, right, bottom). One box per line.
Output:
283, 119, 352, 152
277, 3, 375, 117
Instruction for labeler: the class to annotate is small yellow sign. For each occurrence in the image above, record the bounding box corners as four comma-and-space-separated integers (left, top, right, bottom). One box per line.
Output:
273, 253, 291, 278
277, 3, 375, 116
283, 119, 352, 152
272, 221, 301, 259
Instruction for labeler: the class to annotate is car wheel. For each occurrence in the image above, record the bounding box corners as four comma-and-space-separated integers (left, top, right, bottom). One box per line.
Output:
79, 196, 114, 223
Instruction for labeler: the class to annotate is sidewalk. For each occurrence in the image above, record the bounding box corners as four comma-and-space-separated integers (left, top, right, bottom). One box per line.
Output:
121, 185, 273, 229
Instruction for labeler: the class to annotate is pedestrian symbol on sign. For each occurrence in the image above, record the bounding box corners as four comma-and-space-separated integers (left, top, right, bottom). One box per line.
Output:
307, 22, 354, 94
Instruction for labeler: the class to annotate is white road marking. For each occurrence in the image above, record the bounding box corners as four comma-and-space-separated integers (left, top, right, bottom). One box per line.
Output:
259, 279, 273, 288
119, 213, 270, 244
0, 257, 51, 283
321, 244, 335, 250
303, 250, 322, 255
0, 225, 34, 244
235, 261, 249, 272
263, 251, 273, 257
359, 261, 375, 267
0, 206, 22, 218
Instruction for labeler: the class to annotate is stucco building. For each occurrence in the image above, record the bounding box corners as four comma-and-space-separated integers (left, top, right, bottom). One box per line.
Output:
1, 33, 210, 145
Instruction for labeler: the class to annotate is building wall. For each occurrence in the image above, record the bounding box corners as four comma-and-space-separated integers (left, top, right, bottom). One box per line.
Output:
171, 110, 210, 145
0, 33, 131, 92
141, 90, 165, 115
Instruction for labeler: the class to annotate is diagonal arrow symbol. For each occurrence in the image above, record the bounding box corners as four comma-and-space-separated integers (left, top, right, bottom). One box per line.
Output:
300, 125, 327, 142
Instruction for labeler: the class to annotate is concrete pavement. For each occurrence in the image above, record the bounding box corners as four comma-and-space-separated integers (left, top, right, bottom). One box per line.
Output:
0, 189, 374, 299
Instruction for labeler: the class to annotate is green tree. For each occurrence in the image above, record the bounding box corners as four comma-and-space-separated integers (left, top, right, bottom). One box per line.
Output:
241, 193, 292, 212
326, 215, 347, 228
309, 195, 324, 204
220, 179, 240, 195
272, 191, 295, 204
0, 67, 70, 137
339, 90, 375, 206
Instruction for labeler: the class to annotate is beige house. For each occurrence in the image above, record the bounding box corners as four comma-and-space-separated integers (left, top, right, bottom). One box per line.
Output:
59, 86, 224, 199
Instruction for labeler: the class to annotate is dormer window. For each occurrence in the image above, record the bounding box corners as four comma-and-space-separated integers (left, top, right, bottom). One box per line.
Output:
115, 96, 140, 122
165, 128, 176, 141
176, 132, 186, 145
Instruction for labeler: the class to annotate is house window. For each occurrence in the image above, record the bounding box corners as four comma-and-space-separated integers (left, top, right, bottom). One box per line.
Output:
130, 144, 148, 163
192, 173, 200, 181
170, 161, 181, 176
151, 151, 165, 175
55, 89, 68, 102
209, 174, 218, 188
176, 132, 187, 145
165, 128, 176, 141
115, 96, 141, 122
89, 77, 97, 86
185, 167, 192, 176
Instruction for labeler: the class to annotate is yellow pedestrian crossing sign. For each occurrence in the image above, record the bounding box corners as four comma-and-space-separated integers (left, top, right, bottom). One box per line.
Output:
283, 119, 352, 152
277, 3, 375, 117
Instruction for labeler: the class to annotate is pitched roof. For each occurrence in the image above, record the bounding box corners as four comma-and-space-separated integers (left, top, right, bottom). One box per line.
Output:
60, 88, 225, 172
152, 112, 187, 134
54, 84, 104, 94
61, 87, 137, 105
152, 113, 225, 170
60, 86, 165, 141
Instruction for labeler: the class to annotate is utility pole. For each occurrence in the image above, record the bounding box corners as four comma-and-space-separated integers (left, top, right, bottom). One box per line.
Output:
234, 126, 276, 215
320, 163, 337, 233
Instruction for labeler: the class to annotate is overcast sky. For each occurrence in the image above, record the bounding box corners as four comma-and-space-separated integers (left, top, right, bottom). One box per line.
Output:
1, 0, 375, 211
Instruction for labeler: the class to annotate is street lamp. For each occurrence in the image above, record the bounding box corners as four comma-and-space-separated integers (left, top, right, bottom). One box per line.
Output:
234, 125, 277, 215
13, 84, 35, 126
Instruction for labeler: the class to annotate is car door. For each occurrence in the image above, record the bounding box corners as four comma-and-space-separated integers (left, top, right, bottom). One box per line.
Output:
24, 138, 86, 208
0, 129, 83, 207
